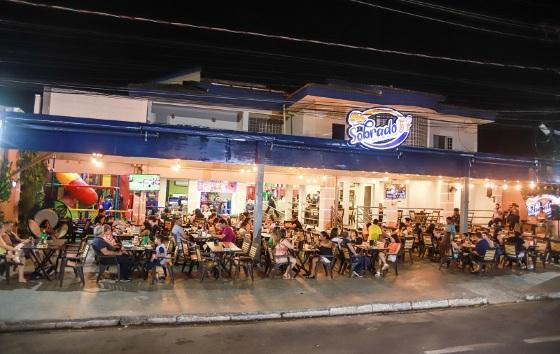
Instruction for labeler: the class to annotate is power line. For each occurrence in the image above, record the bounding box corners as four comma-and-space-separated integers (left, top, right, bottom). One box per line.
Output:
0, 19, 557, 99
2, 0, 553, 72
347, 0, 555, 43
394, 0, 544, 31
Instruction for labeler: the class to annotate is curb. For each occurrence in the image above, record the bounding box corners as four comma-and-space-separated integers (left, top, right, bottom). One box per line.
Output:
0, 296, 489, 332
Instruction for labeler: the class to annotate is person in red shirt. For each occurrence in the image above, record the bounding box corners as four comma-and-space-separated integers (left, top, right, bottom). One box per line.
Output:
216, 219, 236, 243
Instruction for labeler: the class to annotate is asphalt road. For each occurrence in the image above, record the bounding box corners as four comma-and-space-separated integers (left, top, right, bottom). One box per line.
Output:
2, 301, 560, 354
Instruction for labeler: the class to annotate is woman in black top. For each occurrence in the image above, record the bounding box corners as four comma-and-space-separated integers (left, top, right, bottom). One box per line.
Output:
307, 231, 333, 279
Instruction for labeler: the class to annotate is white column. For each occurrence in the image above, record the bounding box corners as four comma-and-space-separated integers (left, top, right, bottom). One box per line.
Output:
252, 164, 265, 241
319, 182, 336, 230
298, 184, 306, 221
342, 181, 350, 225
285, 184, 294, 220
240, 111, 249, 131
461, 176, 470, 233
158, 177, 168, 208
187, 180, 200, 214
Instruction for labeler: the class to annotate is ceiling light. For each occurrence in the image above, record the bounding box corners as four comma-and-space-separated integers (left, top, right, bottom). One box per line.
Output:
515, 184, 521, 191
503, 184, 508, 190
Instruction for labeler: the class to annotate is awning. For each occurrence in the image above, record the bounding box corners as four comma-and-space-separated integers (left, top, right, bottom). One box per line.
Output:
0, 112, 554, 182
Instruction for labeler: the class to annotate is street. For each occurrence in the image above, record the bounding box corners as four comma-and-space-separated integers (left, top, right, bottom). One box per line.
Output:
2, 301, 559, 354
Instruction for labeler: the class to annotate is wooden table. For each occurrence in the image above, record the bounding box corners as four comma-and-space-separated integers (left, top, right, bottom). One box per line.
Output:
23, 240, 65, 280
354, 244, 389, 274
121, 244, 155, 276
204, 242, 241, 279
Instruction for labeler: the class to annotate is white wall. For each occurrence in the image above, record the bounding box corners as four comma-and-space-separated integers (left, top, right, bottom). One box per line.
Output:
302, 113, 340, 139
405, 181, 440, 209
232, 183, 248, 215
429, 120, 478, 152
43, 90, 148, 123
158, 177, 168, 207
187, 180, 201, 214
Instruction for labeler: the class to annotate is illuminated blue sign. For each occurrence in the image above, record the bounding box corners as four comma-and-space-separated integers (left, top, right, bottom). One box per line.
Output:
347, 107, 412, 150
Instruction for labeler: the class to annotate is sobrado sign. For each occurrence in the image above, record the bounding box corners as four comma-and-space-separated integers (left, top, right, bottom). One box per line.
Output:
347, 107, 412, 150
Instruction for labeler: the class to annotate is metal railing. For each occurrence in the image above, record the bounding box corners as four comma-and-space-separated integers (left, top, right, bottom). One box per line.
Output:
355, 206, 444, 228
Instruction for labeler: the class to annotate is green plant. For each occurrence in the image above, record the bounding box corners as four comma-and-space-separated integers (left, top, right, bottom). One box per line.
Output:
0, 156, 11, 202
17, 150, 48, 234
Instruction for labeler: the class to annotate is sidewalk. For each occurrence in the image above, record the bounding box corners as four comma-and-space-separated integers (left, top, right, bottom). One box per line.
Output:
1, 260, 559, 330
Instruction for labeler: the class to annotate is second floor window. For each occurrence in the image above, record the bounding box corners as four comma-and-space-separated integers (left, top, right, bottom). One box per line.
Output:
248, 114, 283, 134
433, 134, 453, 150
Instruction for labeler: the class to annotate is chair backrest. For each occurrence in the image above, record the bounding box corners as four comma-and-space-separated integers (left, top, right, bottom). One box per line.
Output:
342, 246, 351, 261
241, 239, 251, 254
404, 237, 414, 249
535, 240, 548, 253
248, 244, 258, 260
483, 248, 496, 261
423, 234, 433, 246
80, 244, 90, 263
551, 240, 560, 252
535, 226, 546, 236
504, 243, 517, 256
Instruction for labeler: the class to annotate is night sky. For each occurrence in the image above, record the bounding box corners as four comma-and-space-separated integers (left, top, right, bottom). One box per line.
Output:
1, 0, 559, 156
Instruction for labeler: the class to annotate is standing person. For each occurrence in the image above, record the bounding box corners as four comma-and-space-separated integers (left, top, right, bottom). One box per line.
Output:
265, 194, 279, 218
368, 219, 382, 244
490, 203, 504, 226
446, 216, 456, 240
507, 204, 521, 231
451, 208, 461, 232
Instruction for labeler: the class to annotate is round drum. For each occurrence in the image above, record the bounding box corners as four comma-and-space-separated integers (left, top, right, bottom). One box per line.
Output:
34, 209, 59, 229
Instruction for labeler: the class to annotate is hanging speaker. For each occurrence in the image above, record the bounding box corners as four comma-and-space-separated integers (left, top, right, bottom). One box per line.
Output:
486, 187, 493, 198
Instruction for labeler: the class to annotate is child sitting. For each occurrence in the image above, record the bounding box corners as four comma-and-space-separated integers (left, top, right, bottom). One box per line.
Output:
145, 235, 168, 282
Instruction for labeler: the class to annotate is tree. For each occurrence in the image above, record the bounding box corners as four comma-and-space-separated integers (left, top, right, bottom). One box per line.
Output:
17, 150, 48, 233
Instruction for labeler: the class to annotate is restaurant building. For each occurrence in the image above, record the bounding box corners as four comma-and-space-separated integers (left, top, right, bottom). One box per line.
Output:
1, 68, 558, 236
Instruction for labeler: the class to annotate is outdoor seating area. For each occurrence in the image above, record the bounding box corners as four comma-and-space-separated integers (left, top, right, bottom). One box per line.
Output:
2, 208, 560, 288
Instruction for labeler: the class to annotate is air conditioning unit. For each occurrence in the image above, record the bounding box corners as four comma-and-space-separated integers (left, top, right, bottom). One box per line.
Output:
174, 180, 189, 187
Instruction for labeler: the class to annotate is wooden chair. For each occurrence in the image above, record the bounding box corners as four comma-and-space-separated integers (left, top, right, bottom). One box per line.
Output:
150, 241, 177, 285
549, 240, 560, 263
265, 247, 289, 278
233, 244, 258, 281
438, 244, 457, 271
0, 253, 19, 284
402, 237, 415, 264
198, 247, 219, 282
59, 242, 90, 287
480, 248, 497, 274
504, 243, 524, 270
420, 234, 434, 259
530, 238, 549, 269
338, 246, 352, 276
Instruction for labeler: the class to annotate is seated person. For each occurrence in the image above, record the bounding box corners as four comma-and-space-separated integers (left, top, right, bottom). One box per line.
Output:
271, 228, 297, 279
216, 219, 236, 243
351, 229, 363, 245
287, 216, 303, 231
92, 224, 132, 281
265, 215, 277, 233
237, 220, 252, 240
0, 222, 28, 283
342, 231, 369, 277
469, 232, 489, 273
307, 231, 334, 279
93, 214, 106, 238
505, 231, 527, 268
145, 235, 169, 281
190, 208, 206, 224
171, 218, 187, 245
39, 220, 56, 239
